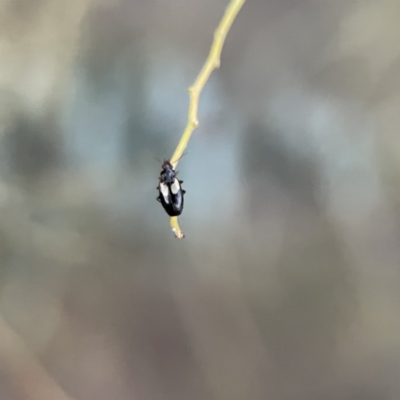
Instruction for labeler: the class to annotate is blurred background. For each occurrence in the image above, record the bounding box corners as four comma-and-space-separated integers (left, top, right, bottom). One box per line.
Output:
0, 0, 400, 399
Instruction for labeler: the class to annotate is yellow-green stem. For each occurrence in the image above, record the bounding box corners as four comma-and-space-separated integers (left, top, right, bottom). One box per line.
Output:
169, 0, 245, 238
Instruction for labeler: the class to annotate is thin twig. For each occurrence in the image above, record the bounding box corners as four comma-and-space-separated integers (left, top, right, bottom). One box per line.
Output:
169, 0, 246, 238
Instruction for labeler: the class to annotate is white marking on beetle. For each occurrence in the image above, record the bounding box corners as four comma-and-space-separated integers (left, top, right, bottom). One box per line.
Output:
171, 178, 181, 195
160, 183, 170, 203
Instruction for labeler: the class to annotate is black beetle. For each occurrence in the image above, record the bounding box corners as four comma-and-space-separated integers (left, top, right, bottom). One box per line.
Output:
157, 160, 186, 216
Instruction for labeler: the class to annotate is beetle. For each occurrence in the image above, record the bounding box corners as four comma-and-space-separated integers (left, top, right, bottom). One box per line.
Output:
157, 160, 186, 216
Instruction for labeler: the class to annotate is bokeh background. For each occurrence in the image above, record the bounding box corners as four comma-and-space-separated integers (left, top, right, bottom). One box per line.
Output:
0, 0, 400, 399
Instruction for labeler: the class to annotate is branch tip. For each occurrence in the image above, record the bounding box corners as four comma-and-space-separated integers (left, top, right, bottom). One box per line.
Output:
170, 217, 185, 239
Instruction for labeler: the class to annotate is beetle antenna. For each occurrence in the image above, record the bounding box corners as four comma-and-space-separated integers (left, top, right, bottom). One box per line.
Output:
170, 151, 188, 165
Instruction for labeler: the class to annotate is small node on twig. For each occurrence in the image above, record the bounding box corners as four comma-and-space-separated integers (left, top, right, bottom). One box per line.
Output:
214, 30, 226, 41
